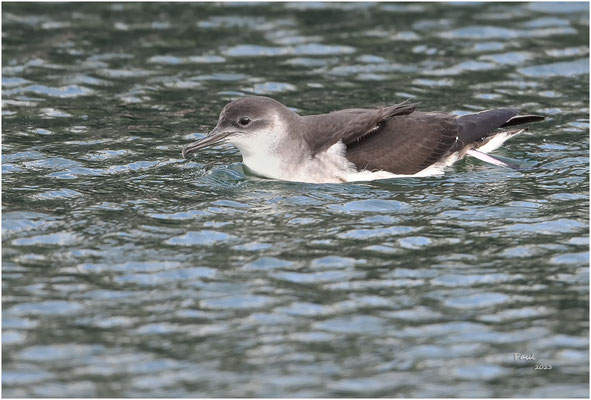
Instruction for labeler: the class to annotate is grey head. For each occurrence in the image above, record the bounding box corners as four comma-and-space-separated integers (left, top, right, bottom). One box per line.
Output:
181, 96, 301, 159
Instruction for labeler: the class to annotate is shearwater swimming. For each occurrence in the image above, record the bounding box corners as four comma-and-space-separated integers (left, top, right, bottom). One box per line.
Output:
181, 96, 544, 183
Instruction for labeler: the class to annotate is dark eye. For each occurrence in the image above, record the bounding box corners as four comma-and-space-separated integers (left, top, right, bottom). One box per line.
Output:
239, 117, 251, 126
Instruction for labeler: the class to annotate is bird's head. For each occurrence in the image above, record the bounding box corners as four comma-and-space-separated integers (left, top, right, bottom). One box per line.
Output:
181, 96, 298, 159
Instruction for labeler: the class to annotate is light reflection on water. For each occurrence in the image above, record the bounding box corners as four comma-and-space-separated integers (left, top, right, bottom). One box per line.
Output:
2, 1, 589, 398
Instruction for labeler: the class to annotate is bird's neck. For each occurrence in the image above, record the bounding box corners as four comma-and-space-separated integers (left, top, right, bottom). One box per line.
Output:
233, 132, 311, 181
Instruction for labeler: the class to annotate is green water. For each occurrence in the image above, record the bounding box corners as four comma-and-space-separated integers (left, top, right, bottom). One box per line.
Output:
2, 2, 589, 397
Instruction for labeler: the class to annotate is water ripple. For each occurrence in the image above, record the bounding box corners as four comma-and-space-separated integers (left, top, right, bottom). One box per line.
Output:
7, 84, 94, 98
224, 43, 356, 57
8, 300, 84, 316
164, 230, 237, 246
517, 58, 589, 77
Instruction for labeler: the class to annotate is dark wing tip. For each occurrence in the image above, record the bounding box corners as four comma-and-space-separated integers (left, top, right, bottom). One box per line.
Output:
501, 114, 545, 128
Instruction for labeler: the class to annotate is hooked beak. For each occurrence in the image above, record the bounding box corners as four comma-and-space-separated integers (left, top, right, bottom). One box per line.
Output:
181, 127, 235, 159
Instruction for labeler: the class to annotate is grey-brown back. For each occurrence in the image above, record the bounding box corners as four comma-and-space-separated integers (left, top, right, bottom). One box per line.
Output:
300, 102, 543, 175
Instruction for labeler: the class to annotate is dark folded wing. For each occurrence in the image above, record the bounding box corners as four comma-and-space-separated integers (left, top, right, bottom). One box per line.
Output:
501, 114, 545, 127
301, 101, 417, 155
450, 109, 544, 152
344, 111, 459, 175
454, 109, 518, 149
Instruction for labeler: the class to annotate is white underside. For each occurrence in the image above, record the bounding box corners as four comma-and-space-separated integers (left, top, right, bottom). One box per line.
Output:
476, 130, 517, 153
236, 130, 521, 184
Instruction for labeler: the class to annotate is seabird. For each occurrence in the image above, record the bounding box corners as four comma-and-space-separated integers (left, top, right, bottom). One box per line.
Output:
181, 96, 544, 183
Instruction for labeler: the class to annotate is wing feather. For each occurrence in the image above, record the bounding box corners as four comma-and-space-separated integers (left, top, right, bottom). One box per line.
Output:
301, 101, 417, 155
345, 112, 458, 174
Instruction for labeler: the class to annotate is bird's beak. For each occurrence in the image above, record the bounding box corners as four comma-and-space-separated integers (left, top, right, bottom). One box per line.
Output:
181, 127, 234, 159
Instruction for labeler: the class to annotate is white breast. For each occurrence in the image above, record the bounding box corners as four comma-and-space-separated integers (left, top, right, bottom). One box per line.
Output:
231, 133, 284, 180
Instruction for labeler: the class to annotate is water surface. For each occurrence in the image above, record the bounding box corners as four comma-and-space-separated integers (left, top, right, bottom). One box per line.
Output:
2, 2, 589, 397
